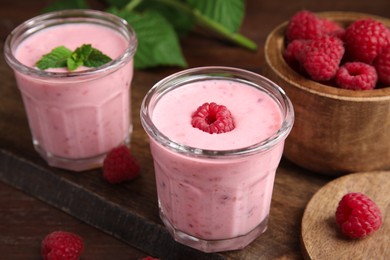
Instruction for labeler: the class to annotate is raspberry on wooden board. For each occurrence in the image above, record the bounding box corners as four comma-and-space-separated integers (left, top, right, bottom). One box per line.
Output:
335, 192, 382, 239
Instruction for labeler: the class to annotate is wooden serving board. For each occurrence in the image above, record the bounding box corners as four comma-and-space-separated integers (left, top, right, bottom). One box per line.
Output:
301, 171, 390, 260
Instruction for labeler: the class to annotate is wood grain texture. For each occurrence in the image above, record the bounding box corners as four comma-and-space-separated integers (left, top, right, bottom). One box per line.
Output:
2, 0, 390, 259
0, 181, 149, 260
264, 12, 390, 175
0, 149, 223, 260
301, 171, 390, 260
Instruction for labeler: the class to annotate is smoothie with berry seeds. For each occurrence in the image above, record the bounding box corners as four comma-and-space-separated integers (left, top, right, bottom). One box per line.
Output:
141, 67, 294, 252
4, 10, 137, 171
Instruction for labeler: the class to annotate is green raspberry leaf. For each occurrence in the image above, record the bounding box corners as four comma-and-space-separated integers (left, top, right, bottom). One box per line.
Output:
186, 0, 244, 32
35, 46, 72, 70
42, 0, 89, 12
103, 0, 129, 8
136, 1, 195, 36
109, 8, 187, 69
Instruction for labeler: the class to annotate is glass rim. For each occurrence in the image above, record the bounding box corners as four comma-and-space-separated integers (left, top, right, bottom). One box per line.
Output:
3, 9, 137, 79
140, 66, 295, 158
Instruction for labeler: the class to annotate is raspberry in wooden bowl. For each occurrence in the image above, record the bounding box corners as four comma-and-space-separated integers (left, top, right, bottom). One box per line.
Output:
264, 11, 390, 176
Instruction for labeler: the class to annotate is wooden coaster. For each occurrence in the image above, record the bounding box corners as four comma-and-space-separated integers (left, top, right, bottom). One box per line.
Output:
301, 171, 390, 260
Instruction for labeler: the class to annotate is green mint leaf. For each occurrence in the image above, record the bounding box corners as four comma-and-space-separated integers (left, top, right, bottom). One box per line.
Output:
42, 0, 89, 12
35, 46, 72, 70
66, 44, 112, 71
37, 44, 112, 71
110, 8, 187, 69
186, 0, 244, 33
84, 46, 113, 68
66, 57, 84, 71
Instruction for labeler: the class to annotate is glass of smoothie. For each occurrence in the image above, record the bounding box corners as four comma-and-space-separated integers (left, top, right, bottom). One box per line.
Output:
140, 66, 294, 252
4, 9, 137, 171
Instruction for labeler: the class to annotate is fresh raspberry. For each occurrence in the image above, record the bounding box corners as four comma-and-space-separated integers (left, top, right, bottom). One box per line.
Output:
335, 192, 382, 239
284, 39, 305, 66
286, 10, 345, 43
191, 102, 235, 134
343, 18, 390, 64
335, 62, 378, 90
374, 45, 390, 85
296, 36, 345, 81
41, 231, 83, 260
286, 10, 324, 42
103, 145, 140, 184
321, 18, 345, 38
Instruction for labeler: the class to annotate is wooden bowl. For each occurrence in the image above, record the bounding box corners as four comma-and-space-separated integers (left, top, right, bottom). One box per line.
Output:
264, 12, 390, 176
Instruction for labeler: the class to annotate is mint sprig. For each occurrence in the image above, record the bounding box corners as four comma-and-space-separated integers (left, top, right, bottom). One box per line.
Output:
35, 46, 72, 70
42, 0, 257, 69
36, 44, 112, 71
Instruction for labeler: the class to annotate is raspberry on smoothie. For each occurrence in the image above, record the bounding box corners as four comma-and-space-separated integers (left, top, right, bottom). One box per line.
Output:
335, 192, 382, 238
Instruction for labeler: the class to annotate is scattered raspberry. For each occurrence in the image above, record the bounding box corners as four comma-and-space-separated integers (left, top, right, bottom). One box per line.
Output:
335, 192, 382, 239
335, 62, 378, 90
285, 10, 324, 42
296, 36, 345, 81
41, 231, 83, 260
191, 102, 235, 134
140, 257, 160, 260
374, 45, 390, 85
343, 18, 390, 64
103, 145, 140, 184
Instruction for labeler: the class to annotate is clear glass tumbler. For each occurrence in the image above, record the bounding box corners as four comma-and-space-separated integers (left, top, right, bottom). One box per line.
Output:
4, 9, 137, 171
140, 66, 294, 252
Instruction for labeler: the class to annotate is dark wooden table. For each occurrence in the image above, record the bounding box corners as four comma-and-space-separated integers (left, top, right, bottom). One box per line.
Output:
1, 0, 389, 259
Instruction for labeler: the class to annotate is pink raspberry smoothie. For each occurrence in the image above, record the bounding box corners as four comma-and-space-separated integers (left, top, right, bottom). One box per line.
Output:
141, 68, 294, 252
5, 10, 137, 171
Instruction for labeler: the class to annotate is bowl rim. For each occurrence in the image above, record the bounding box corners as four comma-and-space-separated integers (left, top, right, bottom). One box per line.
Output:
264, 11, 390, 101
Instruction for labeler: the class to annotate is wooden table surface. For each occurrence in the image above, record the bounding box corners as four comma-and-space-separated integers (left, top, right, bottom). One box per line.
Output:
1, 0, 389, 259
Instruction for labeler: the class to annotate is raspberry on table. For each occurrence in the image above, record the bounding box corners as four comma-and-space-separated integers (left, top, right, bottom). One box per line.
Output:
191, 102, 235, 134
41, 231, 83, 260
343, 18, 390, 64
335, 192, 382, 239
335, 62, 378, 90
103, 145, 140, 184
296, 36, 345, 81
374, 45, 390, 86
